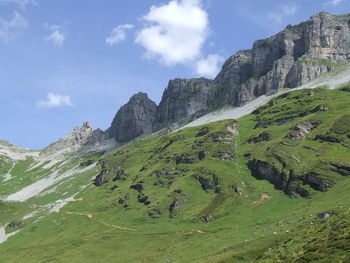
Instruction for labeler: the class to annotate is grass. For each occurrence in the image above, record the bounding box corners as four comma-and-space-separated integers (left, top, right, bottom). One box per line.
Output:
0, 86, 350, 262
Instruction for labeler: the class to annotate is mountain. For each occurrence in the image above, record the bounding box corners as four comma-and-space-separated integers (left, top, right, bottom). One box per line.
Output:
0, 12, 350, 263
106, 12, 350, 144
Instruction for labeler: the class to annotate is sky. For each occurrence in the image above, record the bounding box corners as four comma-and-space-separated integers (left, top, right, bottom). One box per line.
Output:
0, 0, 349, 149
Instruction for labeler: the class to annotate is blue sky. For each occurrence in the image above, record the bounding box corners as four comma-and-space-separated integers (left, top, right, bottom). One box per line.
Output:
1, 0, 349, 149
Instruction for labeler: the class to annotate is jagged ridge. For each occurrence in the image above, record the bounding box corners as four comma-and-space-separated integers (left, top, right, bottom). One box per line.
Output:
106, 12, 350, 144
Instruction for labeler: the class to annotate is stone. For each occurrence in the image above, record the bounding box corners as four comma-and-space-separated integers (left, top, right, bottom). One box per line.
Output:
155, 78, 213, 129
202, 215, 213, 223
94, 170, 110, 186
287, 120, 322, 140
130, 182, 144, 192
198, 150, 209, 160
108, 92, 157, 142
175, 153, 195, 164
193, 174, 221, 192
226, 123, 240, 136
97, 12, 350, 147
232, 185, 243, 194
217, 151, 234, 160
169, 199, 185, 217
318, 212, 333, 219
248, 132, 272, 143
211, 12, 350, 107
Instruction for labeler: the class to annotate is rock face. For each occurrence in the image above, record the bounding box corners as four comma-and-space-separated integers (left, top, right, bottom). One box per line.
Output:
212, 12, 350, 107
287, 119, 322, 140
44, 122, 94, 153
108, 92, 157, 142
104, 12, 350, 145
44, 122, 117, 154
155, 78, 213, 128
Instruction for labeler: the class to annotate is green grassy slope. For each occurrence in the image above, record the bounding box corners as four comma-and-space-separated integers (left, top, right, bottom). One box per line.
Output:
0, 85, 350, 262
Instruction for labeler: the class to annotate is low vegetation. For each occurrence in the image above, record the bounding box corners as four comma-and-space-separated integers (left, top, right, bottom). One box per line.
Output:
0, 85, 350, 262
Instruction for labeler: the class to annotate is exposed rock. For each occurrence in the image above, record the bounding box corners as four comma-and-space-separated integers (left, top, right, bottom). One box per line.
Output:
193, 174, 221, 192
80, 160, 94, 167
100, 12, 349, 147
148, 209, 162, 218
303, 172, 335, 191
217, 151, 234, 161
328, 162, 350, 176
44, 122, 93, 153
248, 160, 287, 191
175, 153, 195, 164
198, 150, 209, 160
318, 212, 334, 219
226, 123, 240, 136
112, 166, 126, 181
248, 159, 338, 196
287, 119, 322, 140
169, 199, 185, 217
130, 182, 144, 192
202, 215, 213, 223
81, 128, 118, 153
281, 141, 297, 146
211, 12, 350, 108
43, 122, 117, 154
315, 134, 343, 143
94, 170, 110, 186
299, 105, 329, 117
248, 132, 272, 143
196, 127, 211, 137
155, 78, 213, 129
137, 193, 151, 205
232, 185, 243, 195
108, 92, 157, 142
206, 132, 235, 144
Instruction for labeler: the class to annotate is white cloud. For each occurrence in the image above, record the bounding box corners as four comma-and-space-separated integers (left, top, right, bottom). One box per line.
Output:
135, 0, 209, 65
36, 93, 72, 109
0, 12, 27, 41
0, 0, 37, 9
45, 24, 65, 46
326, 0, 344, 6
267, 3, 299, 23
106, 24, 134, 46
195, 54, 223, 78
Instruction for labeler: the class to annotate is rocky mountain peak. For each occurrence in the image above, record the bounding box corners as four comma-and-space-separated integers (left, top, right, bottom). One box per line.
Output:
108, 92, 157, 142
155, 77, 213, 128
102, 12, 350, 147
66, 121, 94, 143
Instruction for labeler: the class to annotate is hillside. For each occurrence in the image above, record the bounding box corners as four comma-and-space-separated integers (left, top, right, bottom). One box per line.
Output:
1, 11, 350, 263
0, 83, 349, 262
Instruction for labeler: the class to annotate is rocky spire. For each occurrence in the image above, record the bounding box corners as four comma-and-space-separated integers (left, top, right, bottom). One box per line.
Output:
108, 92, 157, 142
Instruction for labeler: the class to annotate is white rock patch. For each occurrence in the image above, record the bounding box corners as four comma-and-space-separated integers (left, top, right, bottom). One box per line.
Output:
0, 226, 20, 244
5, 163, 96, 202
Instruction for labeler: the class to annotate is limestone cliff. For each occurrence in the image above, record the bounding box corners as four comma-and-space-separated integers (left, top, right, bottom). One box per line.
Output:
106, 12, 350, 144
108, 92, 157, 142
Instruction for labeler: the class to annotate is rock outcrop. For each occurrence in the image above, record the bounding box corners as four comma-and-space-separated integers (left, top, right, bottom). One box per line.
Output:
108, 92, 157, 142
44, 122, 94, 153
44, 122, 117, 154
212, 12, 350, 107
287, 119, 322, 140
155, 78, 213, 128
103, 12, 350, 146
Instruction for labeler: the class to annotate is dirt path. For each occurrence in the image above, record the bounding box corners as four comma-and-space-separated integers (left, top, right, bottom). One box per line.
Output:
64, 211, 136, 231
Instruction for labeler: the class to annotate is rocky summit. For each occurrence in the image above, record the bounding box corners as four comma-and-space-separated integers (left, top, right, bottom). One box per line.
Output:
105, 12, 350, 144
108, 92, 157, 142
